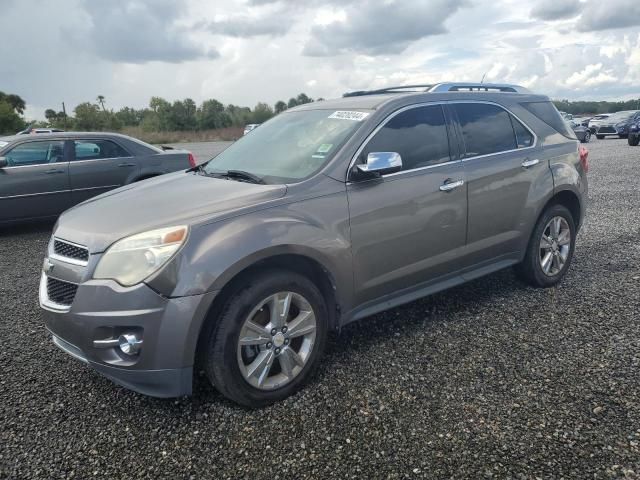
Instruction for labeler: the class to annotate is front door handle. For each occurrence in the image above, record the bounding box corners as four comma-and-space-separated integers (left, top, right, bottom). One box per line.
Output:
45, 168, 65, 174
439, 179, 464, 192
521, 158, 540, 168
118, 162, 136, 168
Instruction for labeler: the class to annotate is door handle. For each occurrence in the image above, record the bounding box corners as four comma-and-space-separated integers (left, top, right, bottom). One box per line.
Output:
118, 163, 136, 167
521, 158, 540, 168
439, 179, 464, 192
45, 168, 65, 174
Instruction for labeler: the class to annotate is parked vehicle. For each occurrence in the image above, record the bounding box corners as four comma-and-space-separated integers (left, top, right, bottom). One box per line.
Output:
588, 114, 610, 134
568, 120, 591, 143
628, 119, 640, 145
40, 83, 588, 407
243, 124, 260, 135
594, 111, 640, 139
559, 111, 573, 121
0, 132, 196, 224
17, 127, 65, 135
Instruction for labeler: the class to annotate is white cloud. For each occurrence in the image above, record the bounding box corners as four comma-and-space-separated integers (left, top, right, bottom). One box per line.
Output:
1, 0, 640, 121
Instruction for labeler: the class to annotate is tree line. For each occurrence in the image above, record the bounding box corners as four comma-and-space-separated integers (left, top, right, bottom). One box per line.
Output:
40, 93, 320, 133
552, 99, 640, 115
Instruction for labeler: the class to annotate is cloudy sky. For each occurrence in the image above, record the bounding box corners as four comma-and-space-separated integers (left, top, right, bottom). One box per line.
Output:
2, 0, 640, 120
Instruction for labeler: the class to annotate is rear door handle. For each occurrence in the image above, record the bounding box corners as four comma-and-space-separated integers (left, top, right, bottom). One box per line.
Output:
118, 163, 136, 168
45, 168, 65, 174
521, 158, 540, 168
439, 179, 464, 192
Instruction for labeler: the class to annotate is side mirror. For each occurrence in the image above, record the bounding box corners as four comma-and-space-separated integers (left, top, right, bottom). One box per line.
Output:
353, 152, 402, 179
0, 157, 7, 168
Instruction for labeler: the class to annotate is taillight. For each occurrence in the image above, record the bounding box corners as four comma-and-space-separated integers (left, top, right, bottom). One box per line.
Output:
578, 145, 589, 173
188, 152, 196, 168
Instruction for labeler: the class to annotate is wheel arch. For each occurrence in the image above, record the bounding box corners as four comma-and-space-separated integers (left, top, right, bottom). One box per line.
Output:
193, 250, 341, 369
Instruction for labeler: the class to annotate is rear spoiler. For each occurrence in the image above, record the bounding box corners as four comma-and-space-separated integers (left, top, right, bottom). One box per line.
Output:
160, 145, 174, 151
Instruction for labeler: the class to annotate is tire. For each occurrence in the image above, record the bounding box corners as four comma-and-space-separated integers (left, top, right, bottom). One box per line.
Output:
204, 270, 328, 407
596, 134, 605, 140
628, 135, 640, 146
515, 204, 576, 288
581, 131, 590, 143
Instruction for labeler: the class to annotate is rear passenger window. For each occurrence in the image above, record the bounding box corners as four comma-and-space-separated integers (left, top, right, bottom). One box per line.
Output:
511, 116, 534, 148
73, 140, 130, 160
454, 103, 516, 157
363, 105, 450, 171
520, 101, 574, 139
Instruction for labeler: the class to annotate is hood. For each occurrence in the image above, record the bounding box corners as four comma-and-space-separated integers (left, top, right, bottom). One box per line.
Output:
55, 171, 287, 252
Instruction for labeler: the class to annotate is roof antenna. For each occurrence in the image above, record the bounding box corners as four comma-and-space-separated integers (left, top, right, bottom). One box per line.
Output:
480, 71, 488, 84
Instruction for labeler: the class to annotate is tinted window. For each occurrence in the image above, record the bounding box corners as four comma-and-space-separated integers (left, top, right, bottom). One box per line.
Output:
520, 101, 575, 139
5, 141, 65, 166
454, 103, 516, 157
511, 116, 534, 148
363, 105, 450, 171
73, 140, 130, 160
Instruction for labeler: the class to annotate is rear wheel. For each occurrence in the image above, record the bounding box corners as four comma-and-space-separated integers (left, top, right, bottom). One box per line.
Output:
628, 135, 640, 146
205, 270, 328, 407
582, 131, 591, 143
515, 204, 576, 288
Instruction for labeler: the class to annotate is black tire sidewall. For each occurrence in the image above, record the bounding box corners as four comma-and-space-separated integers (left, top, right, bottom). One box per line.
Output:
205, 270, 328, 407
520, 204, 576, 288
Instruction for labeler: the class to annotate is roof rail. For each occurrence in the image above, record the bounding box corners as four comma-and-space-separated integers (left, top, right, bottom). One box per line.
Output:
342, 82, 530, 98
343, 85, 433, 97
428, 82, 530, 93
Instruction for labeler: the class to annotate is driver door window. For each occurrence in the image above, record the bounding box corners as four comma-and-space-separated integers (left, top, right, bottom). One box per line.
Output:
5, 141, 65, 166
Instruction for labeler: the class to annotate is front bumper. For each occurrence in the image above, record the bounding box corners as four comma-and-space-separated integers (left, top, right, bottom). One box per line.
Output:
40, 268, 217, 398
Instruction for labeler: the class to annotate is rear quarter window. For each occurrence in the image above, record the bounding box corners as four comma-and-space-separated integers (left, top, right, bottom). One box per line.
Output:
520, 101, 576, 139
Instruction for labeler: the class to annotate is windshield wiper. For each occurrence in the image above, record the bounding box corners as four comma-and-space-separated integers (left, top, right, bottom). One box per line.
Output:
218, 170, 265, 184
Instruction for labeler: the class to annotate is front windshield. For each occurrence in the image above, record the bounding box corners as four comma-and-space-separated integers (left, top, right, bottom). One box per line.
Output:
203, 109, 370, 183
609, 111, 635, 121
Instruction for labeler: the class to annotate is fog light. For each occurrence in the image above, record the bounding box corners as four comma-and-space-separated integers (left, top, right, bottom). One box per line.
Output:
118, 333, 142, 355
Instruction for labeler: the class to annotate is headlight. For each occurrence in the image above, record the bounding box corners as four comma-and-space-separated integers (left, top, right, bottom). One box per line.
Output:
93, 226, 188, 286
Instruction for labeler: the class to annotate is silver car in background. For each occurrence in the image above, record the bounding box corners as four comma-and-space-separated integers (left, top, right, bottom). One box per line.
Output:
0, 132, 196, 224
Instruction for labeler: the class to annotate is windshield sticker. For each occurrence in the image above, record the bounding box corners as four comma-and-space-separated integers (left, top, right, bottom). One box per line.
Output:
328, 111, 370, 121
317, 143, 333, 153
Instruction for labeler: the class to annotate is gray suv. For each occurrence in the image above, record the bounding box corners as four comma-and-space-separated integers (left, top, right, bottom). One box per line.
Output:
40, 83, 589, 407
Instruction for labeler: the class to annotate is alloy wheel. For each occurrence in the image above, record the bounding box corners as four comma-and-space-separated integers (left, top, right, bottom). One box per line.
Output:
237, 291, 317, 390
539, 216, 571, 276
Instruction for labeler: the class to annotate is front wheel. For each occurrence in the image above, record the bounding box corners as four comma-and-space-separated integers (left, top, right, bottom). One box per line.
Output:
628, 135, 640, 146
581, 131, 591, 143
205, 270, 328, 407
515, 204, 576, 288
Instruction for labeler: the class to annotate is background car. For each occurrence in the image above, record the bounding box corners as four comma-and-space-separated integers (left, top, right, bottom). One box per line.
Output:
0, 132, 196, 224
568, 120, 591, 143
17, 127, 65, 135
594, 110, 640, 139
587, 114, 611, 133
243, 124, 260, 135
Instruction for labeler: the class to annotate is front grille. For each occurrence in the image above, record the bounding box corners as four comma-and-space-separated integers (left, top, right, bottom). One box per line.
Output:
46, 277, 78, 306
53, 239, 89, 263
598, 126, 615, 134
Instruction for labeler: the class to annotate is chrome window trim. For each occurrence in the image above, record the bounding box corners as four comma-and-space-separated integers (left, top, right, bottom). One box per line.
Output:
0, 163, 63, 170
69, 156, 132, 165
0, 189, 70, 200
447, 100, 538, 162
346, 100, 538, 182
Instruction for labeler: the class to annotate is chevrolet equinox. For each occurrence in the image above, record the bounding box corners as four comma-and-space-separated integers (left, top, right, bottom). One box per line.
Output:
40, 83, 589, 407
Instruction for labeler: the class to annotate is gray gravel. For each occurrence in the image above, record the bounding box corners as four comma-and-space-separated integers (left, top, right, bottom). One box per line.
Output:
1, 138, 639, 479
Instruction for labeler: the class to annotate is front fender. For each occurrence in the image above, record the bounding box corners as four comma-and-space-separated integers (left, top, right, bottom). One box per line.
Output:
147, 192, 354, 309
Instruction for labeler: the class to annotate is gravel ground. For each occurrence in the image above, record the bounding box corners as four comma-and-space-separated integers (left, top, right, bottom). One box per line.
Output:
1, 138, 639, 479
